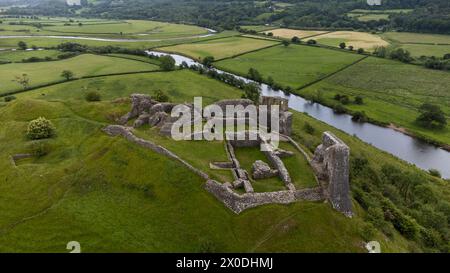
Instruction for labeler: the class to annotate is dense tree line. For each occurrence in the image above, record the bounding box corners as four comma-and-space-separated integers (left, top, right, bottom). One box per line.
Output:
3, 0, 450, 34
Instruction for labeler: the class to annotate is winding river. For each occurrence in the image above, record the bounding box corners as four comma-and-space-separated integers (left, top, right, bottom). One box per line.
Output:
147, 51, 450, 179
0, 28, 216, 42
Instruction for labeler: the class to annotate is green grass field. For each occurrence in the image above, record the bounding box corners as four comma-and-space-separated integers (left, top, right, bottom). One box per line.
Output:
0, 49, 61, 63
158, 36, 280, 60
0, 67, 428, 252
382, 32, 450, 44
380, 32, 450, 57
299, 57, 450, 145
0, 54, 159, 94
400, 44, 450, 57
215, 44, 364, 88
0, 18, 209, 39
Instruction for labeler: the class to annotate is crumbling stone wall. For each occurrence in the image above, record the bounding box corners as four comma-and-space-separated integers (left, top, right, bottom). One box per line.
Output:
205, 180, 324, 214
103, 125, 209, 180
311, 132, 352, 217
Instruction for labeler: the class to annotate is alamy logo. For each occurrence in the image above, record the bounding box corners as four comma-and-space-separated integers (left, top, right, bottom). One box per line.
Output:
366, 241, 381, 253
367, 0, 381, 6
170, 97, 281, 150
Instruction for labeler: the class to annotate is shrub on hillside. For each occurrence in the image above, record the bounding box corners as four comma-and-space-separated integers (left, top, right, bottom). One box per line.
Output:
153, 90, 169, 102
85, 91, 101, 102
303, 122, 315, 134
428, 169, 442, 178
4, 95, 16, 102
26, 117, 56, 140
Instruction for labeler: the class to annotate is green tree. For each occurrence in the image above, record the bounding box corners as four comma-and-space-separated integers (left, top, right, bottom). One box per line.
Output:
18, 41, 27, 50
291, 36, 300, 44
202, 56, 215, 67
247, 68, 263, 82
26, 117, 56, 140
159, 55, 176, 71
416, 103, 447, 129
242, 83, 260, 104
282, 40, 290, 47
61, 70, 74, 80
339, 42, 346, 49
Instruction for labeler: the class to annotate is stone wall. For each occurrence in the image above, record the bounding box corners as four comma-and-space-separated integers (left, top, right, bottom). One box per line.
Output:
103, 125, 209, 180
205, 180, 324, 214
311, 132, 352, 217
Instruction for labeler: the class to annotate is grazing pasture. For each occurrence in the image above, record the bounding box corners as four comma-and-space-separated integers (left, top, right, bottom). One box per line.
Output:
382, 32, 450, 44
0, 54, 158, 94
381, 32, 450, 57
158, 36, 279, 60
263, 28, 327, 39
299, 57, 450, 144
215, 44, 364, 88
0, 49, 61, 63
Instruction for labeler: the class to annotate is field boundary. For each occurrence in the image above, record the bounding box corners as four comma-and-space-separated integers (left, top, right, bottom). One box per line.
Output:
0, 69, 166, 98
214, 41, 282, 62
296, 55, 369, 91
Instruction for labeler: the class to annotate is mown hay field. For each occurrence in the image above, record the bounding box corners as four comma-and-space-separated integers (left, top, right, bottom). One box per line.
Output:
314, 31, 389, 51
263, 28, 328, 39
158, 36, 280, 60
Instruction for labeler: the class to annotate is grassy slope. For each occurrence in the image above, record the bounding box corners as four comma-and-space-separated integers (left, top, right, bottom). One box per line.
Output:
158, 36, 279, 60
0, 54, 158, 94
299, 57, 450, 145
215, 44, 364, 88
0, 69, 416, 252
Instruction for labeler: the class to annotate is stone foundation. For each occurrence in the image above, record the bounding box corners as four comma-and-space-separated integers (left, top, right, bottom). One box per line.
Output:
205, 180, 324, 214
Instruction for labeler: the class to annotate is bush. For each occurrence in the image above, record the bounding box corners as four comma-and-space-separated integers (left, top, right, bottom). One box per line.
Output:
303, 122, 315, 134
4, 95, 16, 102
159, 55, 176, 71
26, 117, 56, 140
357, 48, 365, 54
354, 96, 364, 105
29, 141, 51, 157
352, 111, 367, 122
428, 169, 441, 178
360, 223, 377, 241
85, 91, 101, 102
333, 103, 346, 114
307, 39, 316, 45
154, 90, 169, 102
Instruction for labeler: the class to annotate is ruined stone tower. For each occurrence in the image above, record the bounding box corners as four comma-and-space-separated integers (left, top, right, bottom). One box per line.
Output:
311, 132, 352, 217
